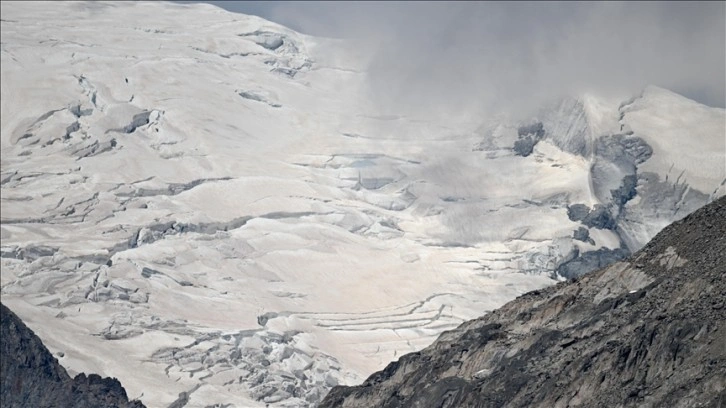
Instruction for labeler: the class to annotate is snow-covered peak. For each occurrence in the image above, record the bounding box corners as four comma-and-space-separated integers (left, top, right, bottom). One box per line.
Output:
621, 85, 725, 195
639, 85, 710, 107
487, 86, 723, 254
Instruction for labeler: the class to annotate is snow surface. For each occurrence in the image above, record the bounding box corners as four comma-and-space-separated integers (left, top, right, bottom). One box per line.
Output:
622, 85, 725, 195
1, 2, 724, 407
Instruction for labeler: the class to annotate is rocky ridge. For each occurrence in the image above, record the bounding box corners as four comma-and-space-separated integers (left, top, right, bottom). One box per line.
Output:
0, 302, 145, 408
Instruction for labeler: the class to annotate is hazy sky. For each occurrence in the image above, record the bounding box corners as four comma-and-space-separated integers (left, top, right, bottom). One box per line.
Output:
188, 1, 725, 116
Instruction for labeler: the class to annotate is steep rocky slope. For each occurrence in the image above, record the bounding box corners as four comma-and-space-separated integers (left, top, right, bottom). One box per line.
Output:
322, 196, 726, 407
0, 302, 145, 408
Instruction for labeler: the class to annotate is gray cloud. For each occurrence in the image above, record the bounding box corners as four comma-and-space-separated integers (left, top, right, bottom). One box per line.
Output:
199, 1, 725, 117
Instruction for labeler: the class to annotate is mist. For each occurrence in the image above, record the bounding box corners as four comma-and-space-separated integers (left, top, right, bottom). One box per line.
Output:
199, 1, 725, 119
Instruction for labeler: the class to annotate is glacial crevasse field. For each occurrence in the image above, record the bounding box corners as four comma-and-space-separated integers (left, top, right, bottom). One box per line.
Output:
1, 2, 724, 407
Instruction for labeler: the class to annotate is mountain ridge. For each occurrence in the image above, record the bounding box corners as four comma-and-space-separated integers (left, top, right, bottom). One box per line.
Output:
0, 302, 146, 408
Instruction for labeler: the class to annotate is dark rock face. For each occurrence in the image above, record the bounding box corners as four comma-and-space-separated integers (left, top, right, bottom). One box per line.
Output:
513, 122, 545, 157
556, 247, 629, 279
572, 226, 594, 245
594, 134, 653, 173
0, 303, 145, 408
567, 204, 591, 222
567, 203, 617, 230
611, 174, 638, 207
518, 122, 545, 139
582, 204, 617, 230
322, 196, 726, 408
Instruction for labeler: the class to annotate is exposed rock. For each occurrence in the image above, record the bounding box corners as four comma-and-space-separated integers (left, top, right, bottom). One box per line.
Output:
517, 122, 545, 139
556, 247, 629, 279
572, 226, 594, 245
567, 203, 617, 230
583, 204, 617, 230
64, 121, 80, 138
594, 134, 653, 172
322, 196, 726, 407
589, 134, 652, 218
611, 173, 638, 207
513, 122, 545, 157
512, 136, 538, 157
566, 203, 590, 222
0, 303, 145, 408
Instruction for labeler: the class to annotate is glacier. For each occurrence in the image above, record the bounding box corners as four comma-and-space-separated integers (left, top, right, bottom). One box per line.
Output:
1, 2, 724, 407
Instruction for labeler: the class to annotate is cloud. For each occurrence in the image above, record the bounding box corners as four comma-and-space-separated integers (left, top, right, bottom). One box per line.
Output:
205, 1, 725, 117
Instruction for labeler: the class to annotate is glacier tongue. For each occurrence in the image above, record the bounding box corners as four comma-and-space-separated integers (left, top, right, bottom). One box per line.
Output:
1, 2, 724, 407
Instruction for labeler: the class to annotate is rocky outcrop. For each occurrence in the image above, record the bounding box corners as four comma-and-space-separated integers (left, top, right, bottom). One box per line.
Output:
567, 204, 617, 230
513, 122, 545, 157
321, 196, 726, 407
0, 303, 145, 408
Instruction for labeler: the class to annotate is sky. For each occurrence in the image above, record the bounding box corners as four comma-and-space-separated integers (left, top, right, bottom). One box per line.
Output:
185, 1, 725, 117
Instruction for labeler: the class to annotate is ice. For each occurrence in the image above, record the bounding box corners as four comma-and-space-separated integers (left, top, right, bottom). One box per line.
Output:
623, 86, 725, 195
1, 2, 723, 407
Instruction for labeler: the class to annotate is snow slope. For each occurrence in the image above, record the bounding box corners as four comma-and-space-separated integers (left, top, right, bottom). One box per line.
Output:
1, 2, 724, 407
